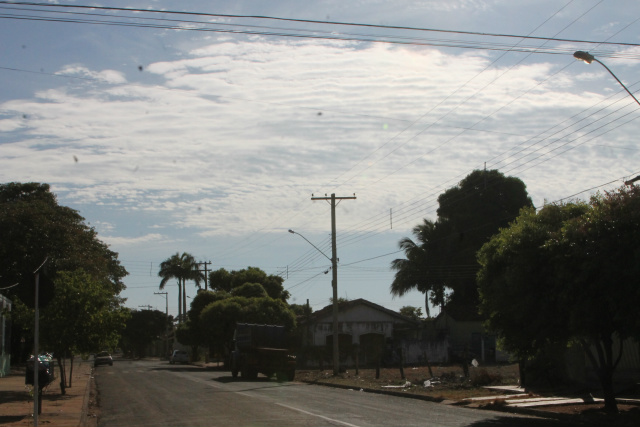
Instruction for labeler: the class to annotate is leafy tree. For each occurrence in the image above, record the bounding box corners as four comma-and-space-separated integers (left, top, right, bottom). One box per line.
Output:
478, 186, 640, 413
289, 303, 313, 318
391, 170, 532, 315
41, 269, 129, 394
399, 306, 423, 320
209, 266, 289, 301
477, 204, 587, 385
158, 252, 203, 323
231, 282, 268, 298
200, 295, 296, 359
554, 187, 640, 413
0, 182, 127, 362
121, 309, 169, 358
180, 290, 230, 357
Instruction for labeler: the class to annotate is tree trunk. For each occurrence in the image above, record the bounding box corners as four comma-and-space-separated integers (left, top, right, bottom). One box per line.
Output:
68, 354, 74, 388
183, 280, 187, 322
600, 369, 618, 414
424, 292, 431, 318
582, 338, 620, 414
56, 356, 66, 395
177, 280, 182, 323
518, 359, 526, 389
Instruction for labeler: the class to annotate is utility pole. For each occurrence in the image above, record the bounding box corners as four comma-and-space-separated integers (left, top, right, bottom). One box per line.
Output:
197, 261, 212, 291
311, 193, 356, 375
155, 292, 169, 358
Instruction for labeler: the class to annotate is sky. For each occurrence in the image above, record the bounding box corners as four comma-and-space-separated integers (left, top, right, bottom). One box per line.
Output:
1, 0, 639, 319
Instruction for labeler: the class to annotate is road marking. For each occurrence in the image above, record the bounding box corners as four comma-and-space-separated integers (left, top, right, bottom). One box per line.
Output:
276, 403, 362, 427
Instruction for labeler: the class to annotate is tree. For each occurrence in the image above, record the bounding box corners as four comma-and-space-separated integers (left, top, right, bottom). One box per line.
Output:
200, 295, 296, 360
121, 309, 169, 358
477, 186, 640, 413
391, 170, 532, 315
209, 266, 289, 301
41, 269, 129, 394
158, 252, 203, 323
553, 186, 640, 413
182, 290, 229, 357
399, 306, 423, 320
0, 182, 128, 362
477, 203, 587, 386
390, 219, 449, 317
231, 282, 268, 298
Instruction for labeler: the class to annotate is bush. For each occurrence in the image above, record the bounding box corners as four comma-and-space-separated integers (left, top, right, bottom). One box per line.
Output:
470, 368, 502, 386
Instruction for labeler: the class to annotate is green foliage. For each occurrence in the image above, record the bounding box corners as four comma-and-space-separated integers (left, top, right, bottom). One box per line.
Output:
477, 186, 640, 413
0, 182, 128, 361
121, 309, 169, 358
199, 295, 296, 354
0, 183, 127, 308
231, 282, 268, 298
391, 170, 532, 314
42, 269, 129, 355
158, 252, 203, 322
289, 303, 313, 317
399, 306, 423, 320
477, 203, 587, 359
209, 266, 289, 301
175, 320, 200, 348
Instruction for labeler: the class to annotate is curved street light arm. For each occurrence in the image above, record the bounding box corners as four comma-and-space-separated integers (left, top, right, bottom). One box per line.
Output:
574, 51, 640, 107
288, 229, 332, 262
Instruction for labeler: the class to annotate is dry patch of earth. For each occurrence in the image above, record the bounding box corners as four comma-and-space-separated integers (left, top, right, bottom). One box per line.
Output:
297, 364, 640, 426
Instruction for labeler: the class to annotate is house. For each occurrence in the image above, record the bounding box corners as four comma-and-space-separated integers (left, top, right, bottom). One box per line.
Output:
433, 306, 510, 363
299, 298, 448, 367
0, 294, 11, 377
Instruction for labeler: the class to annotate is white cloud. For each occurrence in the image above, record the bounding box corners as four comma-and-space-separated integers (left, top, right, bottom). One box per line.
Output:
101, 233, 170, 247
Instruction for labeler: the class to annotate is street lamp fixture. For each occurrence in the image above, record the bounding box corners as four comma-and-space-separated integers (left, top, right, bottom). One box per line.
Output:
288, 228, 340, 375
288, 229, 332, 262
573, 51, 640, 107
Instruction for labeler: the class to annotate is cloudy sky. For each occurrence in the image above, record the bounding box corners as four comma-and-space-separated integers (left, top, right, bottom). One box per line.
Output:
2, 0, 639, 318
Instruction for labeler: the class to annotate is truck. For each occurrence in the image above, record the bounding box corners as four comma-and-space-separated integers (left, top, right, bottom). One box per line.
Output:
231, 323, 296, 381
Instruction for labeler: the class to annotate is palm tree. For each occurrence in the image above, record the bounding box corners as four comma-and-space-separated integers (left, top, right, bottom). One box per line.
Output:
390, 219, 447, 318
158, 252, 204, 323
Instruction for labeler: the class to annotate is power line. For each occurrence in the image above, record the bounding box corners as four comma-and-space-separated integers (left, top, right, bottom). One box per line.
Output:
1, 2, 640, 58
2, 1, 639, 49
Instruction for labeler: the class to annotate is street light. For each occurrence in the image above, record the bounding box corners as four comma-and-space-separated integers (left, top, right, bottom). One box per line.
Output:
288, 229, 332, 262
288, 228, 340, 375
573, 51, 640, 107
574, 51, 640, 187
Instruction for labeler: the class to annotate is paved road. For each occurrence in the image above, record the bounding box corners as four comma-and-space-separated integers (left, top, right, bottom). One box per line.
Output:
95, 359, 572, 427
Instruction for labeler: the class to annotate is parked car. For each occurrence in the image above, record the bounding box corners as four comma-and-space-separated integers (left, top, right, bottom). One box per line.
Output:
94, 351, 113, 367
170, 350, 189, 364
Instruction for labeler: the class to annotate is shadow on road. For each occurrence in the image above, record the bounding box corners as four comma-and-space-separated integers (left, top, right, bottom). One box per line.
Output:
148, 364, 204, 372
467, 416, 577, 427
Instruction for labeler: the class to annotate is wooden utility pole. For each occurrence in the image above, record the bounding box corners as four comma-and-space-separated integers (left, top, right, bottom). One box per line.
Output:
197, 261, 212, 290
311, 193, 356, 375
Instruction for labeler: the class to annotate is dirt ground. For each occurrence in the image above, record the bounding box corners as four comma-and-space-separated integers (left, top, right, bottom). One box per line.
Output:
296, 364, 640, 425
297, 363, 521, 401
0, 360, 95, 427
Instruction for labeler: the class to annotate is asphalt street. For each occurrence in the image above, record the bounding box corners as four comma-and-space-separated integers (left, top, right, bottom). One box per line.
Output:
95, 359, 575, 427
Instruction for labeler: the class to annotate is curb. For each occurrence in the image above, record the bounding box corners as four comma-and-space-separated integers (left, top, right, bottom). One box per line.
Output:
299, 379, 596, 423
300, 379, 445, 404
79, 364, 96, 427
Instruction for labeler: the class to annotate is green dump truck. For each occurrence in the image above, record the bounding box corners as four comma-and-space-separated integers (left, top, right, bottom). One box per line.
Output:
231, 323, 296, 381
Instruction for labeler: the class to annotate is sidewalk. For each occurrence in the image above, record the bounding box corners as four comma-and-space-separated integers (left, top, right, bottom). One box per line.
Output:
0, 358, 95, 427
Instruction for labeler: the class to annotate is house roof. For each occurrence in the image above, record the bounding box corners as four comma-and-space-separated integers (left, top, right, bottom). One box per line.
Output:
305, 298, 420, 325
